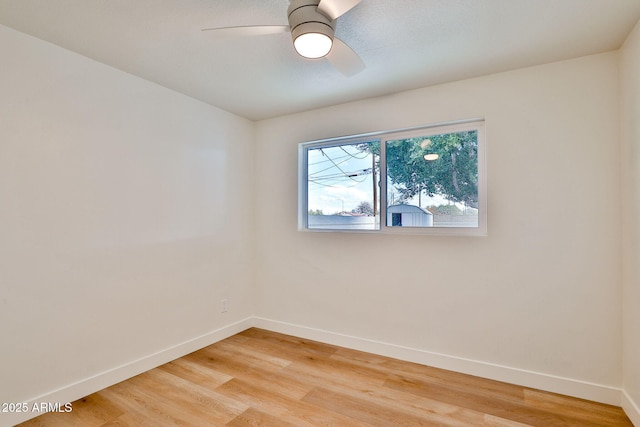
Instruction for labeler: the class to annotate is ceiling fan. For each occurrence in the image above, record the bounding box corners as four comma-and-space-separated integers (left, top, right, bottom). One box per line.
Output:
202, 0, 365, 76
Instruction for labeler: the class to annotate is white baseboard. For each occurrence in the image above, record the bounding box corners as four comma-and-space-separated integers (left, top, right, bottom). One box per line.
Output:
253, 317, 623, 407
622, 390, 640, 426
2, 317, 253, 427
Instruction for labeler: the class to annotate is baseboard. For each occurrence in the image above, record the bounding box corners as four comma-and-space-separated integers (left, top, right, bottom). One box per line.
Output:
2, 317, 253, 427
622, 390, 640, 426
253, 317, 622, 407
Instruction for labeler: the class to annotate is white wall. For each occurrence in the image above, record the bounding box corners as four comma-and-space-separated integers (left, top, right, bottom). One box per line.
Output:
254, 52, 623, 403
0, 24, 254, 425
621, 19, 640, 425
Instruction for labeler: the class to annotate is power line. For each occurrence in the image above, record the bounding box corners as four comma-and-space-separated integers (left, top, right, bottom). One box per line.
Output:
317, 148, 363, 184
308, 152, 354, 166
339, 145, 370, 160
311, 168, 372, 181
309, 179, 364, 189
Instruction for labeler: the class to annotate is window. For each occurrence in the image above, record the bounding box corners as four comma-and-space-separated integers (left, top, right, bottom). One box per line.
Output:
303, 140, 380, 230
299, 119, 486, 235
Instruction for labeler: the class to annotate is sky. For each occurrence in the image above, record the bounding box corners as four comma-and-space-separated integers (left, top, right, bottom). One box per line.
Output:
307, 143, 375, 214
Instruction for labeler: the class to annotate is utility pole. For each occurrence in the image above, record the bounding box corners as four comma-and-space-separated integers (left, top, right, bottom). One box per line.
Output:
372, 153, 378, 216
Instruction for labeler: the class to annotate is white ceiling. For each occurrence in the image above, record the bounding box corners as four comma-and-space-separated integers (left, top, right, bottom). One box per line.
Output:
1, 0, 639, 121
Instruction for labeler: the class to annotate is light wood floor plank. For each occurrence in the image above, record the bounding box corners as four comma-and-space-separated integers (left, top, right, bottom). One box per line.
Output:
215, 378, 370, 426
303, 385, 468, 427
18, 328, 633, 427
383, 373, 625, 427
186, 347, 312, 401
157, 357, 233, 388
301, 366, 492, 426
522, 389, 632, 425
225, 408, 299, 427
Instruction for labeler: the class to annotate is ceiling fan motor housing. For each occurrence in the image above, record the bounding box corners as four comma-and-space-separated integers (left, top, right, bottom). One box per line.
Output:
288, 0, 336, 57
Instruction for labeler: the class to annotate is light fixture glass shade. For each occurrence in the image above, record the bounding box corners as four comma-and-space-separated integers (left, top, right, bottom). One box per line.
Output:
294, 32, 333, 58
424, 153, 440, 161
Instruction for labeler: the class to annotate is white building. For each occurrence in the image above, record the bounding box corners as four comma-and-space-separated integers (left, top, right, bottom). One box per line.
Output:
387, 204, 434, 227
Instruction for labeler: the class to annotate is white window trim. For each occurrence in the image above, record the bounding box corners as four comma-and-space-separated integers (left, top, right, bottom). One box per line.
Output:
299, 119, 487, 236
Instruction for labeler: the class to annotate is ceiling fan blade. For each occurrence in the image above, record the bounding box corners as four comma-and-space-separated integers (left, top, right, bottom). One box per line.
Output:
317, 0, 362, 20
201, 25, 290, 36
327, 37, 365, 76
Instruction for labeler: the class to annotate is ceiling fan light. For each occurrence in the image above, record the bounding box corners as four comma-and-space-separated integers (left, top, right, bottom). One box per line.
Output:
288, 3, 336, 59
294, 32, 333, 58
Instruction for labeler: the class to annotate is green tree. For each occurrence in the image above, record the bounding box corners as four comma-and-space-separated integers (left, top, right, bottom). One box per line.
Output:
385, 131, 478, 208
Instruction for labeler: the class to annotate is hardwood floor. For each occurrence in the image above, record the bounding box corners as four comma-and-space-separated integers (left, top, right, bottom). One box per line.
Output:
18, 328, 633, 426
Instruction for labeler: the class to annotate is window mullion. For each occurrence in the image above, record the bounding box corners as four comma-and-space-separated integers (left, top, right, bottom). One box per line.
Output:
379, 137, 388, 231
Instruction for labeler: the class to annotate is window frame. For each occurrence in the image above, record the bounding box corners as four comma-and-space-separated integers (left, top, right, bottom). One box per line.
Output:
298, 119, 487, 236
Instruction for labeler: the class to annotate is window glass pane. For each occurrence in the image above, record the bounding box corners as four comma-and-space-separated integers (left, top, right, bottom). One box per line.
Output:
307, 141, 380, 230
385, 130, 478, 228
